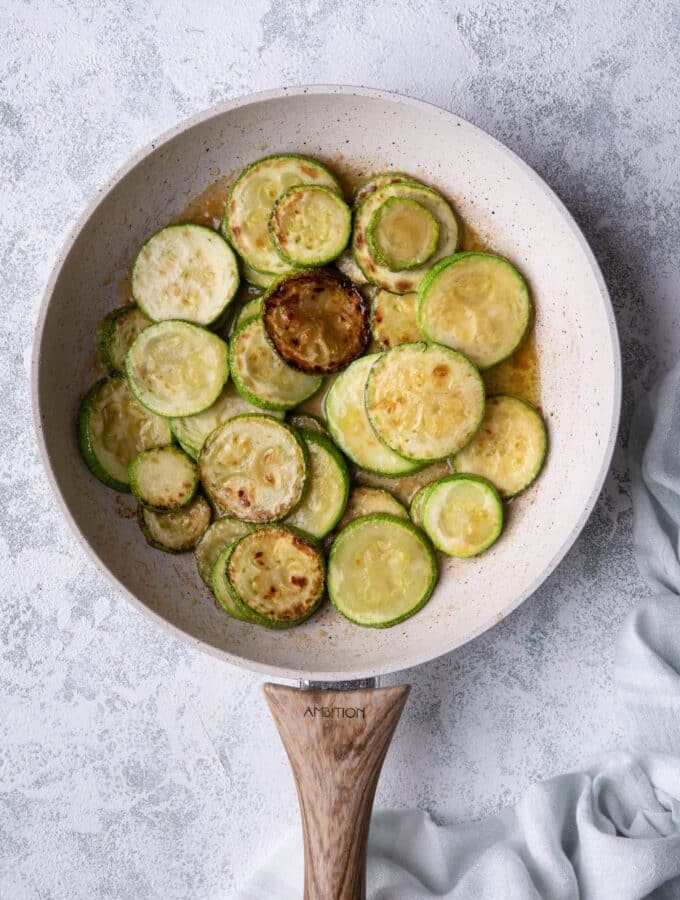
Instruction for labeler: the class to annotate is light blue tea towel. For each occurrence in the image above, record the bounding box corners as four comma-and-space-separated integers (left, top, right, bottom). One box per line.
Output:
241, 361, 680, 900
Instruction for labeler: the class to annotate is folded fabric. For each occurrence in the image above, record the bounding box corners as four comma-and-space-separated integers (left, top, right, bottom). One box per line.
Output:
240, 361, 680, 900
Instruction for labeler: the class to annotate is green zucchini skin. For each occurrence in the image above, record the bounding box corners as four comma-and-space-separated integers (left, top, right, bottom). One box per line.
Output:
324, 354, 423, 477
229, 317, 322, 411
417, 252, 532, 369
223, 154, 342, 275
223, 525, 326, 629
129, 445, 198, 511
211, 542, 256, 621
199, 414, 310, 523
328, 513, 437, 628
285, 429, 350, 539
453, 394, 548, 497
195, 516, 252, 587
97, 306, 151, 374
353, 172, 419, 207
126, 320, 229, 418
421, 474, 503, 558
352, 182, 459, 294
408, 483, 434, 529
367, 196, 439, 271
269, 185, 351, 267
138, 495, 211, 553
364, 342, 486, 463
77, 376, 172, 491
132, 224, 240, 327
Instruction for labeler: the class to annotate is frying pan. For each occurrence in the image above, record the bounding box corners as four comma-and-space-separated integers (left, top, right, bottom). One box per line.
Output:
32, 86, 621, 898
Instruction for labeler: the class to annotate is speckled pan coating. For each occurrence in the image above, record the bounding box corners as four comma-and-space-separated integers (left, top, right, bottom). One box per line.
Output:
32, 86, 621, 681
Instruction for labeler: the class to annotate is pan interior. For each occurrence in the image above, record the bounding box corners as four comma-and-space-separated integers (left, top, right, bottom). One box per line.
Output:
33, 88, 619, 681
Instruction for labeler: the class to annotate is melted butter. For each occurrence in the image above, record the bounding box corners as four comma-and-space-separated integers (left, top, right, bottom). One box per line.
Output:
174, 174, 234, 230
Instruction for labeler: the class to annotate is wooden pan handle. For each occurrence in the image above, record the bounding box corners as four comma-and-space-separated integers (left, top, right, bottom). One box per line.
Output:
264, 682, 410, 900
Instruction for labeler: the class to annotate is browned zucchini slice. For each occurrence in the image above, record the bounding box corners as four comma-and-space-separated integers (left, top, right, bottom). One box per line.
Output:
263, 269, 369, 375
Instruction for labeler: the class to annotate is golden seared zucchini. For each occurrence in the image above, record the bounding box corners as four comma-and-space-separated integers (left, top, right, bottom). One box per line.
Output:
454, 395, 547, 497
421, 475, 503, 557
328, 514, 436, 627
132, 224, 239, 326
367, 197, 439, 271
353, 182, 458, 294
365, 342, 485, 462
98, 306, 151, 374
336, 486, 408, 531
195, 516, 252, 586
224, 154, 341, 275
263, 269, 370, 375
139, 495, 211, 552
270, 185, 351, 267
78, 376, 172, 491
353, 172, 418, 207
229, 317, 322, 410
408, 483, 432, 528
223, 527, 325, 628
418, 252, 532, 369
285, 429, 349, 539
324, 354, 422, 476
126, 320, 229, 417
371, 290, 421, 349
199, 414, 308, 522
129, 446, 198, 511
170, 382, 282, 460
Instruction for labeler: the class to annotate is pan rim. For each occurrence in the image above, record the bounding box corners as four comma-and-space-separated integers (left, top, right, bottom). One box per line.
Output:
31, 84, 622, 682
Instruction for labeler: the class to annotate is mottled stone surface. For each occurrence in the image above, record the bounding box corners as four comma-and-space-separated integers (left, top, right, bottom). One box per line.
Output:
1, 1, 679, 897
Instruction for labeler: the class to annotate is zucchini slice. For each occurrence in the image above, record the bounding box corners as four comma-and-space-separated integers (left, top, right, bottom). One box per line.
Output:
170, 382, 282, 460
408, 483, 432, 528
336, 486, 408, 531
417, 253, 532, 369
224, 154, 341, 275
421, 475, 503, 557
132, 224, 239, 326
229, 317, 322, 410
242, 263, 278, 290
211, 543, 255, 621
335, 248, 368, 285
226, 527, 325, 628
353, 172, 417, 207
324, 354, 422, 476
129, 446, 198, 511
367, 197, 439, 271
371, 290, 421, 349
199, 414, 308, 522
454, 395, 547, 497
234, 295, 263, 329
353, 183, 458, 294
263, 269, 369, 375
328, 514, 436, 627
285, 430, 349, 539
287, 412, 328, 436
195, 516, 252, 586
139, 495, 211, 552
270, 185, 351, 267
366, 342, 485, 462
78, 376, 172, 491
126, 320, 229, 417
98, 306, 151, 374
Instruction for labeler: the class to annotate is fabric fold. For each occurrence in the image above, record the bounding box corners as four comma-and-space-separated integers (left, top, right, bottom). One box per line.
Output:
241, 361, 680, 900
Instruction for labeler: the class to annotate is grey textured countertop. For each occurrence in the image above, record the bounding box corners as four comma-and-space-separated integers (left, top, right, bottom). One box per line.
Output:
2, 1, 679, 896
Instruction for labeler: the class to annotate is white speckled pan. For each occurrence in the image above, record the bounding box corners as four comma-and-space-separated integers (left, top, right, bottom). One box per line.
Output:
32, 86, 621, 682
